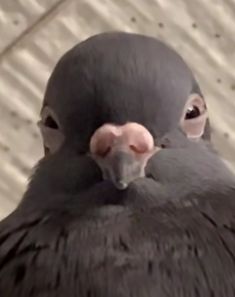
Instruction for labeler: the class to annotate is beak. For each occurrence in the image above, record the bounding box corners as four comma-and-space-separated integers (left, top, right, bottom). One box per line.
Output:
90, 123, 160, 190
94, 150, 147, 190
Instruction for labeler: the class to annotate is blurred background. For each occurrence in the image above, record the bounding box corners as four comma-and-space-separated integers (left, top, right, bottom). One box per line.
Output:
0, 0, 235, 219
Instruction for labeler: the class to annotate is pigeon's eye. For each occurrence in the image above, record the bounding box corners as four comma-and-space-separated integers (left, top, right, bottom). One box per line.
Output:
44, 115, 59, 129
38, 106, 64, 155
40, 106, 60, 129
185, 106, 201, 120
181, 94, 208, 141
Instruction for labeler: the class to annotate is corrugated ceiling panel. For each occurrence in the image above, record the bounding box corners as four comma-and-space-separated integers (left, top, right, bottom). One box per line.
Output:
0, 0, 62, 52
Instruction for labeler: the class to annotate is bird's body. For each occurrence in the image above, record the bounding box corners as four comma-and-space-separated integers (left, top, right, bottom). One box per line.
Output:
0, 32, 235, 297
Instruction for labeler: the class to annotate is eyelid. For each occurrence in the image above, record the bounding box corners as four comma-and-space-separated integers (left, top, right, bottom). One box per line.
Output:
38, 120, 65, 153
40, 106, 62, 130
182, 94, 207, 120
180, 93, 208, 141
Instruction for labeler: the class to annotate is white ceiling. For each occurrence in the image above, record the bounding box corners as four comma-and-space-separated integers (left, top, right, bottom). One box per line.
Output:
0, 0, 235, 219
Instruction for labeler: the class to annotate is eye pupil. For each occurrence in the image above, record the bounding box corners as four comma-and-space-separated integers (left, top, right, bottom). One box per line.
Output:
185, 106, 201, 120
44, 116, 58, 129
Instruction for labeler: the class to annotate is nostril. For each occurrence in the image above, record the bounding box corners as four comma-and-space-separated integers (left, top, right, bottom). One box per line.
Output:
96, 146, 111, 158
90, 124, 120, 156
129, 144, 148, 154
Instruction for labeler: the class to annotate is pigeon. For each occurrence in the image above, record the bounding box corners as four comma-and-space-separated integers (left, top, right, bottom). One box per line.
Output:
0, 32, 235, 297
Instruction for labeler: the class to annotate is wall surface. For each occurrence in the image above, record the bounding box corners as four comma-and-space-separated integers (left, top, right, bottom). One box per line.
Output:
0, 0, 235, 219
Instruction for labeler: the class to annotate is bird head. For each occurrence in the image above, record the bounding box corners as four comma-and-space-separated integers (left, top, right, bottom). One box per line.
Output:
23, 32, 233, 209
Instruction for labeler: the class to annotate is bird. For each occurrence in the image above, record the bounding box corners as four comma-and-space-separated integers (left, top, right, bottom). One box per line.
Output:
0, 31, 235, 297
